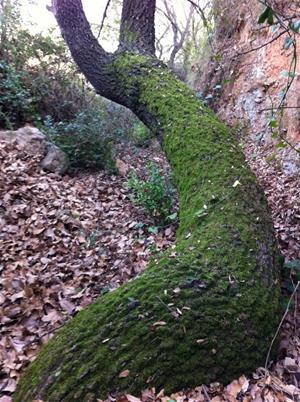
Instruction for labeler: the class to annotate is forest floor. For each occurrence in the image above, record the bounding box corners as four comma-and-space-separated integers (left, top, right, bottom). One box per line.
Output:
0, 136, 300, 402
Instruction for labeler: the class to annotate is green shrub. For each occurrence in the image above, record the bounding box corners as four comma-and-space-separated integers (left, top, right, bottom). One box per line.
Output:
129, 121, 154, 147
0, 61, 38, 128
127, 163, 177, 224
0, 1, 147, 141
281, 259, 300, 293
44, 111, 116, 171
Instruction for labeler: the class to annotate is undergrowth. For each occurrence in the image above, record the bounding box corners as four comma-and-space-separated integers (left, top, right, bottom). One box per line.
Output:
127, 162, 177, 225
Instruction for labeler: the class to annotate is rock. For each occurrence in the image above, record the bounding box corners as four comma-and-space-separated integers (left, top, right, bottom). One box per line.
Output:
115, 158, 129, 176
281, 148, 300, 175
0, 126, 47, 155
0, 126, 69, 174
40, 144, 69, 175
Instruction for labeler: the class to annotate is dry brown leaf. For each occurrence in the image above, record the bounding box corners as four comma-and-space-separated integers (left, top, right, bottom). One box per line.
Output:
2, 379, 16, 393
1, 132, 300, 402
125, 395, 142, 402
119, 370, 130, 378
153, 321, 167, 326
0, 397, 13, 402
226, 379, 241, 398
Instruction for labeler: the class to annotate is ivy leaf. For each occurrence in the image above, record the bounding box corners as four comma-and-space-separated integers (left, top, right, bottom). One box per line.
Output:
258, 6, 273, 25
276, 141, 287, 149
148, 226, 158, 234
290, 20, 300, 33
285, 260, 300, 270
167, 212, 178, 221
268, 117, 278, 128
283, 37, 294, 50
281, 70, 296, 78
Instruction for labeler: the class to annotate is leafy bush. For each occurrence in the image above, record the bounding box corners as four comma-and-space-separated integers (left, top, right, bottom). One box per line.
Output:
44, 111, 116, 171
127, 163, 177, 224
282, 259, 300, 293
0, 0, 103, 128
129, 122, 154, 147
0, 61, 38, 128
0, 0, 155, 163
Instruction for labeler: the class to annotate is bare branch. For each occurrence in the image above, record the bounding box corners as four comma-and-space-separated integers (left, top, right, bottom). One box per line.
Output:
236, 28, 288, 56
186, 0, 209, 28
160, 0, 194, 69
96, 0, 112, 40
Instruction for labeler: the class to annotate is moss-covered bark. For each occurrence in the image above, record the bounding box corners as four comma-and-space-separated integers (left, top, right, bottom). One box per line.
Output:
15, 55, 282, 402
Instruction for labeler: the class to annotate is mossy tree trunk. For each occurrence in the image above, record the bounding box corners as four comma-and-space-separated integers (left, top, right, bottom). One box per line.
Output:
15, 1, 282, 401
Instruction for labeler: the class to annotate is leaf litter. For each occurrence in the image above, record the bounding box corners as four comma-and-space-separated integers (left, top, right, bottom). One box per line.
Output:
1, 136, 300, 402
0, 140, 176, 399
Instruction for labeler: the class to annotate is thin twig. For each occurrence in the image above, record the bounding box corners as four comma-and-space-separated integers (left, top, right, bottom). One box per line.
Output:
259, 106, 300, 112
236, 29, 288, 56
186, 0, 209, 28
96, 0, 112, 40
265, 281, 300, 369
156, 296, 173, 313
202, 385, 211, 402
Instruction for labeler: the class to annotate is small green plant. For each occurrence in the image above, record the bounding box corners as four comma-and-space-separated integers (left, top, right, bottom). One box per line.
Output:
44, 111, 116, 171
127, 163, 177, 225
281, 259, 300, 293
129, 122, 154, 147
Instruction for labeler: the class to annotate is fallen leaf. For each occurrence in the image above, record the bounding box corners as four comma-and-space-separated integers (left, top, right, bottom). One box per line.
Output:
125, 395, 142, 402
152, 321, 167, 326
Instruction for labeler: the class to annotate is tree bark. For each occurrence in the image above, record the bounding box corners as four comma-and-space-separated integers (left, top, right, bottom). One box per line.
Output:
15, 1, 282, 401
119, 0, 156, 55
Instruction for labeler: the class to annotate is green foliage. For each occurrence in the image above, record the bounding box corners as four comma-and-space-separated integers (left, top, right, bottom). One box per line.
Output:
258, 6, 274, 25
281, 260, 300, 292
0, 0, 150, 167
0, 0, 78, 127
128, 121, 154, 147
44, 111, 116, 171
0, 61, 37, 128
0, 0, 135, 131
127, 163, 177, 224
290, 20, 300, 33
283, 37, 295, 50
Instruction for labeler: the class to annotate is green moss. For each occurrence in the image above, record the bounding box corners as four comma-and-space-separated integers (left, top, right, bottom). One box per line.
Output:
15, 54, 281, 402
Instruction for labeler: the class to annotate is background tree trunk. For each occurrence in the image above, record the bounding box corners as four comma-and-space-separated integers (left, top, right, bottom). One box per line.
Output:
15, 1, 282, 401
119, 0, 156, 54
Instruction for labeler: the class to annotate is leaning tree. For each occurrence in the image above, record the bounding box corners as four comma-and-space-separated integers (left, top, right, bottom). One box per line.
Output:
15, 1, 282, 401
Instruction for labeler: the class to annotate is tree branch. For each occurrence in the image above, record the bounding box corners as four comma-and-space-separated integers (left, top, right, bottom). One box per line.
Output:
186, 0, 209, 28
161, 0, 193, 69
97, 0, 112, 40
51, 0, 124, 104
236, 28, 288, 56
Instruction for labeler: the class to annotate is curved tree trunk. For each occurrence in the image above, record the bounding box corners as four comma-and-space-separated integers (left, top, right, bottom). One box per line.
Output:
15, 1, 282, 401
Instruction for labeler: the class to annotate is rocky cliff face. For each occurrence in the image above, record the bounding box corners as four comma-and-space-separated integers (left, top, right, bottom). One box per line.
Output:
191, 0, 300, 173
190, 0, 300, 260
